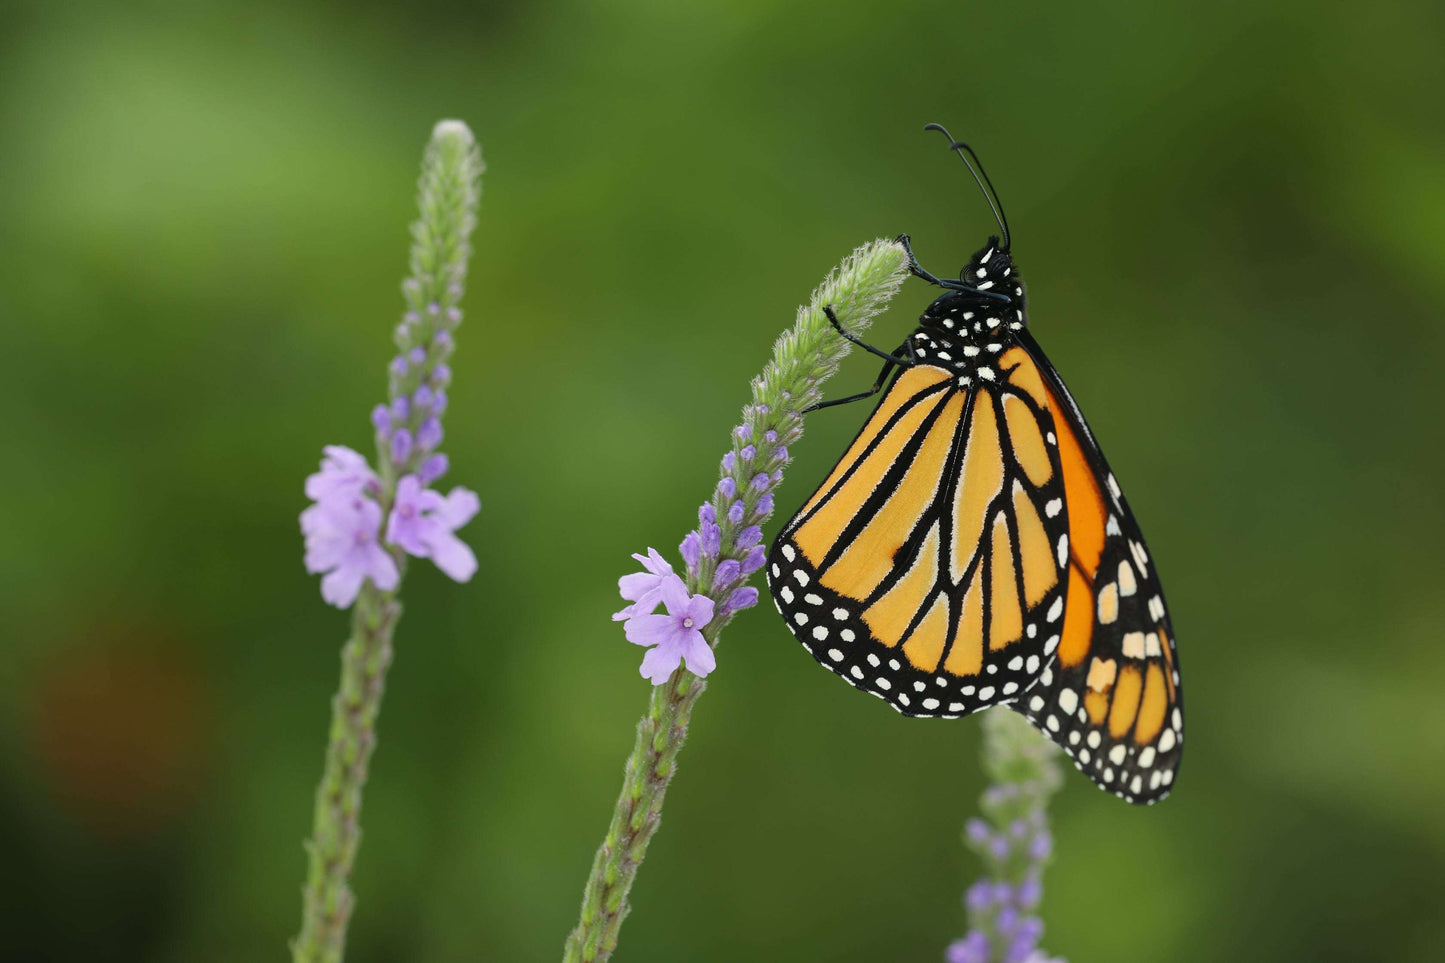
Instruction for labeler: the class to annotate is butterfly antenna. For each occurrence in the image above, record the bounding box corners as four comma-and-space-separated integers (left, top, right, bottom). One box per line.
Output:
923, 123, 1011, 251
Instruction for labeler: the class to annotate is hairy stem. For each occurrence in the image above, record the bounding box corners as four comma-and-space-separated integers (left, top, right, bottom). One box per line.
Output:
563, 669, 706, 962
293, 584, 402, 963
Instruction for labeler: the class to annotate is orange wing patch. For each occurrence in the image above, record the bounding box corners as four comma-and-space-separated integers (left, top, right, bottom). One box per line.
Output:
1000, 347, 1049, 408
901, 594, 951, 670
988, 511, 1023, 649
815, 392, 964, 599
951, 392, 1004, 581
799, 365, 951, 517
1012, 482, 1055, 606
793, 385, 950, 567
1003, 394, 1052, 486
862, 521, 941, 647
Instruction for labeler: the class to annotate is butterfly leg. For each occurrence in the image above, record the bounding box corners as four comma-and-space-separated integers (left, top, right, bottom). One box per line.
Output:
896, 233, 1012, 304
806, 306, 917, 413
897, 233, 951, 287
824, 305, 914, 366
804, 354, 898, 412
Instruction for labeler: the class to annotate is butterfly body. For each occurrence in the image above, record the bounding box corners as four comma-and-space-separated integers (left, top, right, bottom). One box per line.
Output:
768, 231, 1183, 804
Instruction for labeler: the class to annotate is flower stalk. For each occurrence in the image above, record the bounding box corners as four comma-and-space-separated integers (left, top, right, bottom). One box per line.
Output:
292, 120, 484, 963
946, 707, 1067, 963
563, 238, 911, 963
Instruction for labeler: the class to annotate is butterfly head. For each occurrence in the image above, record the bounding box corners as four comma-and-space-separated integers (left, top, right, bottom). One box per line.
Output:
958, 236, 1022, 300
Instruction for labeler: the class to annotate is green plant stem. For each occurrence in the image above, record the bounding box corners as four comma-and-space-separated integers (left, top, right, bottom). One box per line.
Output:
293, 583, 402, 963
563, 665, 708, 962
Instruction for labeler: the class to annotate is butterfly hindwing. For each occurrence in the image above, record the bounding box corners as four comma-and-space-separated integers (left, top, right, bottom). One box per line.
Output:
1010, 330, 1184, 803
768, 328, 1071, 718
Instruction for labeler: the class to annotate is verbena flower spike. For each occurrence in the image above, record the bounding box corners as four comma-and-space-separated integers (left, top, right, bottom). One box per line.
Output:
562, 239, 910, 963
946, 708, 1067, 963
292, 119, 483, 963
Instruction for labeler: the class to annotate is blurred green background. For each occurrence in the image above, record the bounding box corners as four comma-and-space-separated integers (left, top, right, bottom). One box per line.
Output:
2, 1, 1442, 960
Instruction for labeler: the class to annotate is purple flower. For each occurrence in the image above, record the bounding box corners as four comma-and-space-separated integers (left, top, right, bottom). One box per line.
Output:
712, 558, 741, 592
614, 548, 676, 622
417, 416, 444, 451
431, 363, 452, 387
680, 531, 702, 571
413, 385, 434, 410
717, 477, 737, 500
945, 932, 990, 963
304, 446, 379, 502
1016, 874, 1042, 910
623, 575, 716, 684
384, 475, 481, 581
418, 453, 449, 485
391, 428, 414, 464
432, 388, 449, 415
408, 346, 427, 366
720, 586, 758, 616
434, 330, 454, 350
301, 489, 399, 608
755, 493, 774, 517
735, 525, 762, 550
739, 544, 766, 575
391, 396, 410, 422
371, 404, 392, 435
698, 504, 722, 556
727, 500, 745, 524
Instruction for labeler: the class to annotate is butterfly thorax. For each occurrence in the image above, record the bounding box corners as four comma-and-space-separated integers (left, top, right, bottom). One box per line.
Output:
908, 238, 1028, 385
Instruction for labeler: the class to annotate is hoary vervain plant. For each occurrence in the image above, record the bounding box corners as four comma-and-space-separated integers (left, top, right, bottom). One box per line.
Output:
292, 119, 483, 963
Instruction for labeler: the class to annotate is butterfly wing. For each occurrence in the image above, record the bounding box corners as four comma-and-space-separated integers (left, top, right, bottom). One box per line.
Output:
1010, 330, 1184, 803
768, 351, 1070, 717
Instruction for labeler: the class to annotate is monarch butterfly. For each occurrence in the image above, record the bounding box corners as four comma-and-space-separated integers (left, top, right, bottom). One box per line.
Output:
767, 127, 1182, 803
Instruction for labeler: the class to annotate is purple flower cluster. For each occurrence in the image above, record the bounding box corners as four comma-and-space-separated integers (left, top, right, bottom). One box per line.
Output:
372, 293, 461, 483
301, 446, 479, 608
303, 260, 481, 608
615, 403, 800, 684
945, 711, 1067, 963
